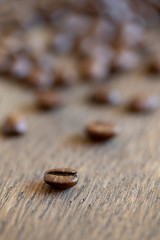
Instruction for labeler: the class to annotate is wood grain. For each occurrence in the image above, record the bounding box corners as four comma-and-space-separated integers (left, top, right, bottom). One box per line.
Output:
0, 71, 160, 240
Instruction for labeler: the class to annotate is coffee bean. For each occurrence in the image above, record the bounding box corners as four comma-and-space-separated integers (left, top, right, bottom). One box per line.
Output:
113, 23, 143, 48
37, 54, 56, 72
80, 56, 109, 80
129, 94, 159, 113
12, 57, 33, 80
51, 11, 90, 37
28, 69, 54, 89
0, 54, 13, 74
86, 121, 120, 141
51, 32, 74, 54
91, 88, 121, 105
44, 168, 79, 189
148, 58, 160, 74
2, 114, 27, 135
54, 63, 78, 87
36, 90, 63, 110
111, 48, 139, 72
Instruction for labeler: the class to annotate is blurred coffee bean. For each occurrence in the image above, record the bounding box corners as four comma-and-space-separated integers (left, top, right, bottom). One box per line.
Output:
2, 114, 27, 136
86, 121, 121, 141
64, 14, 91, 36
4, 35, 24, 54
111, 48, 140, 72
54, 62, 78, 87
4, 33, 33, 58
51, 9, 91, 36
83, 18, 116, 43
22, 12, 46, 29
26, 28, 51, 56
147, 58, 160, 74
80, 56, 109, 81
37, 54, 56, 72
75, 36, 97, 57
129, 94, 159, 113
51, 9, 74, 30
52, 10, 91, 37
27, 69, 54, 89
0, 54, 13, 74
75, 29, 114, 61
51, 32, 75, 54
36, 90, 64, 110
113, 22, 144, 48
12, 57, 33, 80
35, 5, 52, 23
91, 88, 122, 105
67, 0, 104, 15
74, 17, 100, 56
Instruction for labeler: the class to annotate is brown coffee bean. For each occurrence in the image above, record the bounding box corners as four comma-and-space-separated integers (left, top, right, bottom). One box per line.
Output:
12, 57, 33, 80
129, 94, 159, 113
54, 64, 78, 87
36, 90, 63, 110
91, 88, 121, 105
51, 11, 91, 37
37, 54, 56, 72
86, 121, 120, 141
80, 56, 109, 80
44, 168, 79, 189
2, 114, 27, 136
148, 58, 160, 74
28, 69, 54, 89
111, 48, 139, 72
113, 23, 143, 48
51, 32, 74, 54
0, 54, 13, 74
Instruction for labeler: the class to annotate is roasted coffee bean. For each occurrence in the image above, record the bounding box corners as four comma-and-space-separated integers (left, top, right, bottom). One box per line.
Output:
86, 121, 120, 141
113, 23, 144, 48
129, 94, 159, 113
54, 71, 76, 87
148, 58, 160, 74
80, 56, 109, 80
44, 168, 79, 189
111, 48, 139, 72
37, 54, 56, 72
36, 90, 63, 110
51, 32, 74, 54
91, 88, 121, 105
28, 69, 54, 89
51, 11, 91, 37
0, 54, 13, 74
2, 114, 28, 135
54, 63, 78, 87
12, 57, 33, 80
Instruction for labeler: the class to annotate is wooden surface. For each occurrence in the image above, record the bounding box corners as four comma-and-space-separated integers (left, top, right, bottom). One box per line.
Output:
1, 70, 160, 240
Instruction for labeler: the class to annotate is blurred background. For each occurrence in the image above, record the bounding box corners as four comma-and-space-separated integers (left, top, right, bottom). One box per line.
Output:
0, 0, 160, 88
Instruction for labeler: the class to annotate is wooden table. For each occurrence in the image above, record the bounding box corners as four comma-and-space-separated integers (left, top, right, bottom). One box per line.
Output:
0, 68, 160, 240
